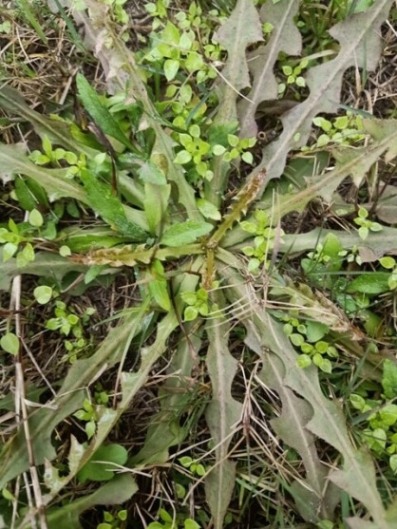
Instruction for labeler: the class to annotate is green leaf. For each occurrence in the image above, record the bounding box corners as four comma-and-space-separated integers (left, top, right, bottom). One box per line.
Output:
305, 321, 328, 343
161, 221, 213, 247
0, 86, 91, 156
15, 0, 48, 44
80, 169, 147, 241
0, 251, 87, 292
76, 73, 133, 149
184, 306, 198, 322
0, 144, 86, 203
59, 246, 72, 257
347, 273, 391, 294
148, 260, 171, 312
0, 333, 19, 355
143, 183, 170, 235
138, 160, 167, 185
28, 208, 44, 227
174, 150, 192, 164
212, 144, 226, 156
179, 456, 193, 467
33, 285, 53, 305
382, 359, 397, 399
14, 176, 47, 211
379, 256, 396, 269
77, 443, 128, 483
184, 520, 200, 529
164, 59, 180, 81
3, 243, 18, 262
196, 198, 221, 221
296, 354, 312, 368
390, 454, 397, 473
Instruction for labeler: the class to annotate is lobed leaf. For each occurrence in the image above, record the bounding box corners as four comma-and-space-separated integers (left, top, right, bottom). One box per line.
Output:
246, 0, 394, 190
205, 292, 243, 529
130, 325, 202, 465
37, 474, 137, 529
0, 251, 88, 292
238, 0, 301, 137
0, 144, 87, 202
281, 226, 397, 263
259, 354, 337, 521
222, 264, 394, 528
213, 0, 263, 124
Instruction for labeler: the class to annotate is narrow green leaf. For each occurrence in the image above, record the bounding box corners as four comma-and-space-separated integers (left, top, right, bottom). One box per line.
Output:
80, 170, 147, 241
347, 273, 390, 294
76, 73, 133, 149
16, 0, 48, 44
161, 221, 213, 247
382, 360, 397, 399
143, 183, 170, 235
0, 86, 91, 156
148, 260, 171, 312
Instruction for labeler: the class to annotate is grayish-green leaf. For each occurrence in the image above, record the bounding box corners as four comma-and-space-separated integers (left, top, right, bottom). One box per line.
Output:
0, 251, 88, 292
259, 354, 336, 521
238, 0, 301, 137
205, 292, 243, 529
0, 307, 148, 489
376, 185, 397, 225
281, 227, 397, 263
143, 183, 170, 235
130, 320, 202, 465
213, 0, 263, 124
248, 0, 393, 189
40, 474, 137, 529
222, 265, 393, 528
0, 144, 87, 202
